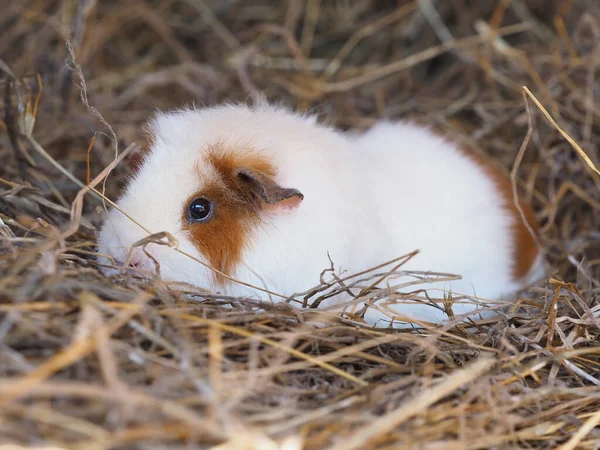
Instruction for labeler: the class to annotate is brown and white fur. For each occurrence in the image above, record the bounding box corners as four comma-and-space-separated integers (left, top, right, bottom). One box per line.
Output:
97, 102, 544, 327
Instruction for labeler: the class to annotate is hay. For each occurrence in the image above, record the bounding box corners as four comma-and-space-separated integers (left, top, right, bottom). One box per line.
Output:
1, 0, 600, 448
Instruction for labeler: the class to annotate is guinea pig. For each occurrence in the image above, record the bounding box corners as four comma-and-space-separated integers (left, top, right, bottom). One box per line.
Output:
97, 102, 545, 327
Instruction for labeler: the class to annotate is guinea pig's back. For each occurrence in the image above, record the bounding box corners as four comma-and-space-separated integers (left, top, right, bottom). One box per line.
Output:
351, 121, 540, 302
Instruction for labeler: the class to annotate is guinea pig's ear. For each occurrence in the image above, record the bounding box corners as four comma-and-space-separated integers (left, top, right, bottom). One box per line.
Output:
235, 168, 303, 214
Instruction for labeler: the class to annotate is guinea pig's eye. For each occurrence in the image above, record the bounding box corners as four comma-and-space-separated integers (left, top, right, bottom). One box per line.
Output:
188, 197, 214, 223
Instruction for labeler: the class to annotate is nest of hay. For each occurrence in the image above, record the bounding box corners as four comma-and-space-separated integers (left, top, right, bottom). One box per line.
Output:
1, 0, 600, 448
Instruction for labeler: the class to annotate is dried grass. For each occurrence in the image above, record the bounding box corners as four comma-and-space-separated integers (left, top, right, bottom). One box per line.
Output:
1, 0, 600, 448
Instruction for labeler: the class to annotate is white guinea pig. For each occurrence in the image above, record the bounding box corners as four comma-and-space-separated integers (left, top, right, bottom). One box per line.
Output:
97, 102, 544, 327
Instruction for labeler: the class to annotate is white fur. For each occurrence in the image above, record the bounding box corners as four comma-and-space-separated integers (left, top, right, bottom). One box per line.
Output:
97, 103, 542, 327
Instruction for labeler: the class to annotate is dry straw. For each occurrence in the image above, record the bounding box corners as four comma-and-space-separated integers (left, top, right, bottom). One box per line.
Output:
1, 0, 600, 449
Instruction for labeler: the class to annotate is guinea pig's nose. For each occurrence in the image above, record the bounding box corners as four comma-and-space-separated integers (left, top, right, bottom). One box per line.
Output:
111, 249, 141, 268
126, 248, 159, 273
124, 249, 146, 269
128, 253, 141, 268
110, 247, 159, 274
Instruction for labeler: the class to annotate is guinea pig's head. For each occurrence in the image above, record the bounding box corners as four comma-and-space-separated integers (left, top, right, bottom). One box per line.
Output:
97, 104, 305, 288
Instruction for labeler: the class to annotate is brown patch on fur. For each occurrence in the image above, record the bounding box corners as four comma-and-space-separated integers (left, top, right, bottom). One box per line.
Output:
207, 145, 278, 180
182, 145, 299, 285
473, 154, 540, 281
182, 181, 259, 285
